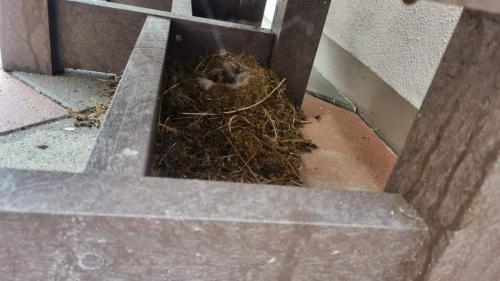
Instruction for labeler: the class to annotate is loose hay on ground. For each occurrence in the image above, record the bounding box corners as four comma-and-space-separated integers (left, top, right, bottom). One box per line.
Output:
152, 52, 316, 186
69, 74, 120, 128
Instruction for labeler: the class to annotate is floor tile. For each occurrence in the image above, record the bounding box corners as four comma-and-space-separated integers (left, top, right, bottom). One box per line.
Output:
12, 69, 114, 112
0, 71, 67, 134
301, 94, 397, 192
0, 118, 99, 172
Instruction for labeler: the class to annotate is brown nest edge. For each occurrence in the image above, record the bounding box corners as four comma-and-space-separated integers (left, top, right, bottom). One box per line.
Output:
152, 52, 316, 187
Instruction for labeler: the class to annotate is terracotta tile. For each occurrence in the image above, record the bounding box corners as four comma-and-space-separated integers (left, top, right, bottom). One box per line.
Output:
12, 70, 114, 112
301, 94, 397, 192
0, 71, 67, 134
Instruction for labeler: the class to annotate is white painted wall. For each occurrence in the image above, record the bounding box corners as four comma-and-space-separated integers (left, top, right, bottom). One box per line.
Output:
325, 0, 462, 108
263, 0, 463, 108
261, 0, 276, 28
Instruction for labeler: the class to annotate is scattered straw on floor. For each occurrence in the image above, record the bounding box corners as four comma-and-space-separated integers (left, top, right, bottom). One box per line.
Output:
70, 74, 120, 128
152, 52, 316, 186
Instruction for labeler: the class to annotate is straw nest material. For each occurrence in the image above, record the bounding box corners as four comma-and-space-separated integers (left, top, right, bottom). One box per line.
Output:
151, 52, 316, 186
70, 74, 120, 128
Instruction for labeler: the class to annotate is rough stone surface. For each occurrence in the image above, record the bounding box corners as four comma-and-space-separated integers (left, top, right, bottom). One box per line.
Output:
11, 70, 114, 112
86, 16, 169, 176
0, 118, 99, 172
386, 9, 500, 280
270, 0, 332, 106
171, 0, 192, 15
0, 169, 427, 281
0, 71, 67, 134
0, 0, 53, 74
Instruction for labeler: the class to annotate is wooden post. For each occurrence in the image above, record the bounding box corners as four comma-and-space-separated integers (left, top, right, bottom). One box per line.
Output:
239, 0, 267, 25
386, 8, 500, 280
0, 168, 426, 281
270, 0, 331, 107
107, 0, 172, 11
86, 16, 170, 176
0, 0, 54, 74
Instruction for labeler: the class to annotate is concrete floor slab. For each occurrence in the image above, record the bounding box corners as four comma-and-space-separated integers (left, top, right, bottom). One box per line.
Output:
12, 69, 114, 112
0, 118, 99, 172
307, 67, 356, 112
301, 94, 397, 192
0, 71, 67, 134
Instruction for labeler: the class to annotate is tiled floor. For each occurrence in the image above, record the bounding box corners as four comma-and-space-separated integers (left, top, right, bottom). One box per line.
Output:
0, 71, 67, 134
0, 118, 99, 172
301, 94, 397, 192
0, 68, 105, 172
12, 70, 113, 112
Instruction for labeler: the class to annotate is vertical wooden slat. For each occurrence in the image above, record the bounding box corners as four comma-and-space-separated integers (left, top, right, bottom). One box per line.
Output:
270, 0, 331, 107
54, 0, 146, 73
239, 0, 267, 25
85, 16, 170, 176
108, 0, 172, 11
0, 0, 53, 74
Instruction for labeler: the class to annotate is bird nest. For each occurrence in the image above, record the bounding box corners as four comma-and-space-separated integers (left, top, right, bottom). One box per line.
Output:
151, 52, 316, 186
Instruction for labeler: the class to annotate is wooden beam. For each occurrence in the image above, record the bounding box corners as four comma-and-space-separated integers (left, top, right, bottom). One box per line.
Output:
0, 168, 427, 280
0, 0, 274, 74
85, 16, 169, 176
270, 0, 332, 107
108, 0, 172, 11
53, 0, 147, 73
425, 162, 500, 280
0, 0, 53, 74
26, 0, 274, 73
167, 18, 274, 63
386, 9, 500, 280
240, 0, 267, 25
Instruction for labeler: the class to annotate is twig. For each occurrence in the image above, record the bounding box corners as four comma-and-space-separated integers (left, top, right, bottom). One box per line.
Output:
223, 78, 286, 114
181, 78, 287, 116
228, 115, 253, 135
221, 131, 259, 181
264, 109, 278, 142
162, 81, 184, 95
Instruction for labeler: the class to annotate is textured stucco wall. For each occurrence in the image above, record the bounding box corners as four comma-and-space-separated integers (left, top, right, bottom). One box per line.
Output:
265, 0, 462, 109
325, 0, 462, 108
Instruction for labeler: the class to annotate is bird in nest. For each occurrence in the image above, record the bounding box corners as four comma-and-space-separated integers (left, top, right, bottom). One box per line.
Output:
197, 61, 253, 91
